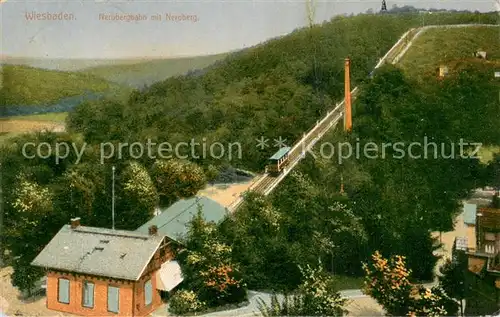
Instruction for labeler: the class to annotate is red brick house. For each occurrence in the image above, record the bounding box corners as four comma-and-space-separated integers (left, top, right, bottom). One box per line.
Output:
31, 218, 183, 316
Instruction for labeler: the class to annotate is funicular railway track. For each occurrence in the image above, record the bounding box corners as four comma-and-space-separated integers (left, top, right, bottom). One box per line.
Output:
226, 24, 499, 213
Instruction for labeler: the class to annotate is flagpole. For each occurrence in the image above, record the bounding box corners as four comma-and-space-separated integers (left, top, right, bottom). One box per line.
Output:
112, 166, 115, 230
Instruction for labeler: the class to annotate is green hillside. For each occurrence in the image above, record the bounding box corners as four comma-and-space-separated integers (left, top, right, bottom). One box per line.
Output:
67, 11, 498, 169
80, 53, 229, 87
1, 56, 134, 71
1, 64, 129, 106
397, 26, 500, 162
399, 26, 500, 80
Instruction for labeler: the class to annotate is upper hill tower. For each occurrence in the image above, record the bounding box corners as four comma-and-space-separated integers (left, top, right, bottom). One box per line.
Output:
381, 0, 387, 12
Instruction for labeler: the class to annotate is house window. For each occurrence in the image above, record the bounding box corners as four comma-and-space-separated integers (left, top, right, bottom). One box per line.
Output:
107, 285, 120, 313
144, 279, 152, 306
82, 281, 94, 308
58, 278, 70, 304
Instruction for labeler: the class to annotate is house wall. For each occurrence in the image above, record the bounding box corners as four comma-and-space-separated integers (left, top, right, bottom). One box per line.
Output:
496, 234, 500, 254
44, 237, 176, 316
133, 237, 175, 316
133, 271, 162, 316
46, 271, 134, 316
46, 270, 166, 317
467, 224, 477, 251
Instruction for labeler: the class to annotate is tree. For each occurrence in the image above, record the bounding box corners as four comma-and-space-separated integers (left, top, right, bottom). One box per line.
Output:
256, 260, 349, 316
485, 154, 500, 194
117, 161, 159, 229
439, 254, 468, 316
150, 159, 207, 207
205, 164, 220, 185
53, 162, 105, 221
363, 251, 459, 316
218, 192, 294, 291
7, 174, 55, 293
175, 207, 247, 310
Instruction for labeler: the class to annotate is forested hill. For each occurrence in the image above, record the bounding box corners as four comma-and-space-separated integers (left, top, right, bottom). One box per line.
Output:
68, 11, 498, 171
1, 64, 128, 107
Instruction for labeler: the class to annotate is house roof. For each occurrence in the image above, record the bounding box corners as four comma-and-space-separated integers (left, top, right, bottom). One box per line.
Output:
269, 147, 291, 161
31, 225, 164, 281
463, 203, 477, 225
136, 196, 228, 242
468, 256, 486, 274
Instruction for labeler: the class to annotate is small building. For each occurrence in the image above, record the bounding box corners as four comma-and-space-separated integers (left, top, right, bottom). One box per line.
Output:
136, 196, 229, 242
438, 65, 449, 79
475, 50, 487, 59
31, 218, 182, 316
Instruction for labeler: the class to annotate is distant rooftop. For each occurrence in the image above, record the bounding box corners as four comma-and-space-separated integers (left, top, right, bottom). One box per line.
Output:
478, 207, 500, 231
31, 224, 164, 281
464, 203, 477, 225
136, 196, 228, 242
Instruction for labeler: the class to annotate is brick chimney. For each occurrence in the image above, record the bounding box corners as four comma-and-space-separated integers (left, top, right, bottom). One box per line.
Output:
70, 217, 80, 229
148, 225, 158, 236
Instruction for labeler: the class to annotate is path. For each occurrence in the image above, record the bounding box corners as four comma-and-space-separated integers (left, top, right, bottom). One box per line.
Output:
0, 120, 65, 133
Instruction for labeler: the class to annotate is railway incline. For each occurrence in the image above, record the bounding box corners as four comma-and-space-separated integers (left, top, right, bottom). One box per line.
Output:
226, 24, 498, 213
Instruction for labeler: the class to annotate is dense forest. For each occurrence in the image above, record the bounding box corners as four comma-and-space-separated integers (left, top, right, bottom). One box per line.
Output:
0, 64, 127, 107
67, 11, 498, 170
1, 9, 500, 300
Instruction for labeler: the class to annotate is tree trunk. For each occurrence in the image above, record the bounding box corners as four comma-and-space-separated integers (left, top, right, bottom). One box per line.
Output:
331, 253, 334, 273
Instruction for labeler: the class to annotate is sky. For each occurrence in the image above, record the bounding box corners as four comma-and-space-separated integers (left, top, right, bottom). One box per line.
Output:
1, 0, 498, 59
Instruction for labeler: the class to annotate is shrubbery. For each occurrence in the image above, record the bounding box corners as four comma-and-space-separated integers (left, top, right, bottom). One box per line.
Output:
168, 290, 206, 315
362, 251, 458, 316
169, 209, 248, 315
257, 261, 348, 316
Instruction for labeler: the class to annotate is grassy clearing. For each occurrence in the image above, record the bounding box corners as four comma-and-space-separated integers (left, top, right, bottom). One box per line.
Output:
0, 120, 64, 133
398, 26, 500, 80
3, 112, 68, 122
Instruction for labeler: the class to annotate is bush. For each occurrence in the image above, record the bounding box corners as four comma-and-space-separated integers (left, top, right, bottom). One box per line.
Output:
257, 261, 348, 316
168, 290, 206, 315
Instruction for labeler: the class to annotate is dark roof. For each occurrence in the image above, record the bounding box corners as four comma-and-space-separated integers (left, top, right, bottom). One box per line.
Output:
269, 147, 291, 160
136, 196, 228, 242
31, 225, 164, 281
478, 207, 500, 230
